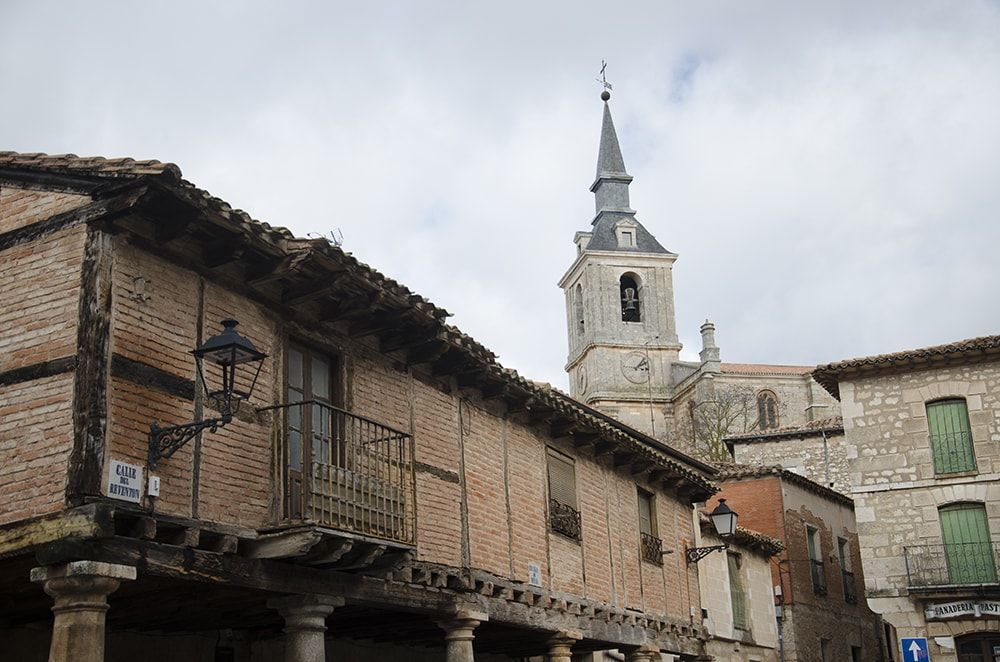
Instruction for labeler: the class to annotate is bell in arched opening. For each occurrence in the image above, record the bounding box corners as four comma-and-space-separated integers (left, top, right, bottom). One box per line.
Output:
620, 274, 641, 322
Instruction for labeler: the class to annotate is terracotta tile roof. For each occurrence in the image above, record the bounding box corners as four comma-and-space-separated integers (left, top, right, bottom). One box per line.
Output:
715, 463, 853, 506
721, 363, 813, 376
724, 416, 843, 444
0, 150, 716, 498
813, 335, 1000, 399
0, 151, 181, 179
697, 512, 783, 557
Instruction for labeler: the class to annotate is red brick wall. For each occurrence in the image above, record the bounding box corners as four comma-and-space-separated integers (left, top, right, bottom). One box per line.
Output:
0, 185, 89, 525
0, 226, 85, 373
713, 477, 788, 600
0, 374, 75, 525
0, 187, 88, 234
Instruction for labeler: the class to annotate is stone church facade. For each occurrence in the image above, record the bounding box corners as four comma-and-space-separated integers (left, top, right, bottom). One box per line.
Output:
559, 95, 840, 456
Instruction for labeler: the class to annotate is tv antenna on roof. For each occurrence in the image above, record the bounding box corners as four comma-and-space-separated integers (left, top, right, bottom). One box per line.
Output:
306, 229, 344, 247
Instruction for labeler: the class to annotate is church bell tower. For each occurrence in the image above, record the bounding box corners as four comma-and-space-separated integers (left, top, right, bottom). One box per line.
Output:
558, 90, 682, 437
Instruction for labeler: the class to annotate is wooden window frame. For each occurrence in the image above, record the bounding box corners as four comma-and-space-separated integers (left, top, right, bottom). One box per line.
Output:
283, 341, 343, 520
926, 398, 976, 475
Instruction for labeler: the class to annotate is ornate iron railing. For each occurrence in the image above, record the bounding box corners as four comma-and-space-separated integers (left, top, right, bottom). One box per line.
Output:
929, 430, 976, 474
549, 499, 582, 541
641, 532, 664, 565
266, 401, 415, 545
842, 570, 857, 603
810, 559, 827, 595
905, 542, 1000, 587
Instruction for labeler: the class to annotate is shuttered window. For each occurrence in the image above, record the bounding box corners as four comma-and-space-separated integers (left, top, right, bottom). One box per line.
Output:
546, 449, 577, 509
940, 503, 996, 584
638, 489, 656, 537
728, 553, 749, 631
927, 399, 976, 474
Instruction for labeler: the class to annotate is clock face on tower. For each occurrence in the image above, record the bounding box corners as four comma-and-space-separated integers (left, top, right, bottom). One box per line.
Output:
620, 351, 650, 384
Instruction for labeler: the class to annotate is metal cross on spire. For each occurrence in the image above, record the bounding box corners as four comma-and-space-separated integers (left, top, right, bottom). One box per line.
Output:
597, 60, 613, 94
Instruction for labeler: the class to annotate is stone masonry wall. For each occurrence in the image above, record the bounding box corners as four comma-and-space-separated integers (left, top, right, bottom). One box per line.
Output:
732, 431, 851, 494
839, 360, 1000, 659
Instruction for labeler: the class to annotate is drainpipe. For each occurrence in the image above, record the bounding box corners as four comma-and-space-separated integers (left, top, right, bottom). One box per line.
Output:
822, 430, 831, 488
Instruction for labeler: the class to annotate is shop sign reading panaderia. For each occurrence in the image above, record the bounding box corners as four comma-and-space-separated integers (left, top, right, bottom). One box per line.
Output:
926, 600, 1000, 620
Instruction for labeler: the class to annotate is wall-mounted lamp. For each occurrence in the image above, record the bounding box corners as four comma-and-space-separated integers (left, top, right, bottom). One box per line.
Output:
148, 319, 267, 470
686, 499, 739, 564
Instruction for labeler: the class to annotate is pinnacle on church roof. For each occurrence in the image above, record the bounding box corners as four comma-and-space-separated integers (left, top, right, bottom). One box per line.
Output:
596, 97, 628, 179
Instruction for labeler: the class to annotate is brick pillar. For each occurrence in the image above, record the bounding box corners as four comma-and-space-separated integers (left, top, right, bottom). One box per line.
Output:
624, 644, 662, 661
546, 630, 582, 662
31, 561, 136, 662
437, 610, 487, 662
267, 594, 343, 662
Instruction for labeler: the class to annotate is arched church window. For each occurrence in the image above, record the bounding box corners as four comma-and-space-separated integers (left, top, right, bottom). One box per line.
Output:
574, 284, 585, 336
757, 390, 779, 430
620, 274, 641, 323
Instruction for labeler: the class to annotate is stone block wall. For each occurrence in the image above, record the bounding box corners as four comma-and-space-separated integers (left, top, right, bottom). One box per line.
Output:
840, 362, 1000, 597
731, 431, 850, 494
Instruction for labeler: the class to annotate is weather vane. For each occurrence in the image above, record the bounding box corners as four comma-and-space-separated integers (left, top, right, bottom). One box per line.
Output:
597, 60, 613, 100
597, 60, 613, 91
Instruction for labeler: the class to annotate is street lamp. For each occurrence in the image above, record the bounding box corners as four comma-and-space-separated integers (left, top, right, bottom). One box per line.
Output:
148, 319, 267, 469
685, 499, 739, 564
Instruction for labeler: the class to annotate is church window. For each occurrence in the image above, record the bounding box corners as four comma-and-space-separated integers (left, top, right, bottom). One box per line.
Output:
757, 390, 779, 430
621, 230, 634, 247
620, 273, 641, 323
574, 284, 585, 335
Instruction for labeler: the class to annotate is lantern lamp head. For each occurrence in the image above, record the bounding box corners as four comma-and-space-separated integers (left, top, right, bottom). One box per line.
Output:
192, 319, 267, 416
193, 318, 267, 366
710, 498, 738, 539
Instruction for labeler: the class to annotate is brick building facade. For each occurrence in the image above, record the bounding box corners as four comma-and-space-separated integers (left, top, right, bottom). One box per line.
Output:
712, 466, 886, 662
0, 152, 720, 661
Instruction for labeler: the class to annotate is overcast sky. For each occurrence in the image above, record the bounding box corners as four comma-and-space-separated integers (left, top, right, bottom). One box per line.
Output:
3, 1, 999, 389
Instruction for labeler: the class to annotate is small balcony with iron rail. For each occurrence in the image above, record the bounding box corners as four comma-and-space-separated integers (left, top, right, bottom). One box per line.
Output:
258, 400, 416, 571
905, 542, 1000, 591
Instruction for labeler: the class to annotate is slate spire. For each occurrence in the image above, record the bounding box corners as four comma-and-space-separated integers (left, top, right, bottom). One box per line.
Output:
582, 91, 670, 254
590, 93, 634, 219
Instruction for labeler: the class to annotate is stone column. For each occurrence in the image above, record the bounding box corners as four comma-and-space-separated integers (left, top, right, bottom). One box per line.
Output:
546, 630, 582, 662
624, 643, 662, 661
267, 594, 343, 662
31, 560, 137, 662
437, 610, 488, 662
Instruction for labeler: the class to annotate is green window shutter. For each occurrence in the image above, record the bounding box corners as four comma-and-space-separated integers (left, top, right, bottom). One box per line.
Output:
927, 399, 976, 474
728, 553, 748, 630
940, 503, 996, 584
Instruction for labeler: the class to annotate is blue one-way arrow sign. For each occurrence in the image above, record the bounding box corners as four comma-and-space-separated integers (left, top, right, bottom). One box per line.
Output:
901, 637, 930, 662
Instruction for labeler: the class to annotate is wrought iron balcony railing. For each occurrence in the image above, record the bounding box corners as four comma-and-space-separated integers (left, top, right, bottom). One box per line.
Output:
905, 542, 1000, 588
641, 532, 664, 565
266, 400, 415, 545
929, 430, 977, 474
549, 499, 582, 541
810, 559, 827, 595
842, 569, 857, 604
